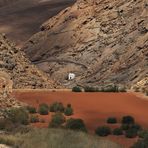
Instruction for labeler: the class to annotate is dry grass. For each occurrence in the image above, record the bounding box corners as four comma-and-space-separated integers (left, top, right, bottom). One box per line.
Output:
0, 128, 122, 148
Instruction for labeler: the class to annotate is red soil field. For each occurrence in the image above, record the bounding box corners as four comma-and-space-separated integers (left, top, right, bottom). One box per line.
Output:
12, 91, 148, 147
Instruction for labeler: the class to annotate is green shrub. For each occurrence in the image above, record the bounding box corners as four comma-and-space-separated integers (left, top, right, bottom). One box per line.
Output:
95, 126, 111, 136
38, 104, 49, 115
138, 130, 148, 138
27, 106, 36, 114
107, 117, 117, 124
132, 135, 148, 148
6, 108, 29, 125
121, 124, 130, 131
125, 128, 138, 138
65, 118, 87, 132
122, 116, 135, 124
64, 106, 73, 116
103, 85, 118, 92
49, 102, 65, 113
72, 86, 82, 92
0, 118, 14, 131
49, 113, 65, 128
84, 86, 97, 92
131, 124, 142, 131
113, 128, 123, 135
30, 115, 39, 123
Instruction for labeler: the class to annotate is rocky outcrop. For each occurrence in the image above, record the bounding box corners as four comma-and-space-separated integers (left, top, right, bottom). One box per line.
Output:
0, 33, 58, 89
0, 71, 21, 114
23, 0, 148, 89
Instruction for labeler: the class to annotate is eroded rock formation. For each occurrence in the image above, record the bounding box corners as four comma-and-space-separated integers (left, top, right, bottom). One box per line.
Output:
23, 0, 148, 89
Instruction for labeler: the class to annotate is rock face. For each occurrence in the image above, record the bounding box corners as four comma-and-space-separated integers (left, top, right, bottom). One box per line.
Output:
0, 71, 21, 111
0, 0, 76, 46
0, 33, 58, 89
23, 0, 148, 89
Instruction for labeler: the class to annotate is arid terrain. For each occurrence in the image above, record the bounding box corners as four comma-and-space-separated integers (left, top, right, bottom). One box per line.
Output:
0, 0, 75, 46
23, 0, 148, 90
13, 90, 148, 147
0, 0, 148, 148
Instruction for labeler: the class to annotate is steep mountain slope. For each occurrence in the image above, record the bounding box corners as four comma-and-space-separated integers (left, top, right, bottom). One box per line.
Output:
0, 33, 58, 89
0, 0, 76, 46
23, 0, 148, 89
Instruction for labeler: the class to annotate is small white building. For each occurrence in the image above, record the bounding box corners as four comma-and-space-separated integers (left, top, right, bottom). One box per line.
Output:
68, 73, 75, 80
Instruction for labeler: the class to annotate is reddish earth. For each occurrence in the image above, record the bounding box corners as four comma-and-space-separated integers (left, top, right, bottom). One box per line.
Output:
12, 90, 148, 147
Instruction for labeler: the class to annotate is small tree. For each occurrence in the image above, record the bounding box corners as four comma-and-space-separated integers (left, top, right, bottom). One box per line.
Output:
65, 118, 87, 132
107, 117, 117, 124
38, 104, 49, 115
95, 126, 111, 136
125, 128, 138, 138
72, 86, 82, 92
49, 102, 65, 113
49, 113, 65, 128
64, 104, 73, 116
26, 106, 36, 114
113, 128, 123, 135
122, 116, 135, 124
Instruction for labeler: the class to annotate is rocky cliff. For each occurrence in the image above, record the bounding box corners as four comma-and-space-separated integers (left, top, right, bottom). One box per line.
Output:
0, 33, 58, 89
23, 0, 148, 90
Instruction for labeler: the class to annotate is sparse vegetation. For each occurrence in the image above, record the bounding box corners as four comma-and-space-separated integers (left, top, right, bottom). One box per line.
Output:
30, 115, 39, 123
95, 126, 111, 136
49, 112, 65, 128
113, 128, 123, 135
121, 116, 135, 124
84, 86, 98, 92
38, 103, 49, 115
0, 129, 121, 148
6, 107, 29, 125
125, 128, 138, 138
49, 102, 65, 113
138, 130, 148, 138
64, 104, 73, 116
107, 117, 117, 124
72, 86, 82, 92
65, 118, 87, 132
27, 106, 36, 114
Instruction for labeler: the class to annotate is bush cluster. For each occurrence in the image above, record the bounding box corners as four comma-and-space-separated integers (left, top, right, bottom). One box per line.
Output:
65, 118, 87, 132
38, 104, 49, 115
6, 108, 29, 125
95, 126, 111, 136
49, 102, 65, 113
82, 85, 126, 92
49, 113, 65, 128
107, 117, 117, 124
0, 107, 29, 131
26, 106, 36, 114
64, 104, 73, 116
72, 86, 82, 92
113, 128, 123, 135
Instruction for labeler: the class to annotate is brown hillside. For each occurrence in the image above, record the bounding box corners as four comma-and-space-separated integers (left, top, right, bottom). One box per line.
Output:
0, 33, 58, 89
23, 0, 148, 89
0, 0, 76, 46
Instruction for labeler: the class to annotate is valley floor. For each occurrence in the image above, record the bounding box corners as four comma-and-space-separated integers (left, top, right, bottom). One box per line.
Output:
12, 90, 148, 147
